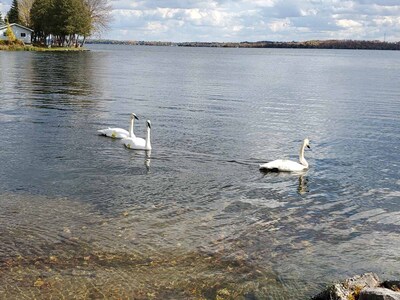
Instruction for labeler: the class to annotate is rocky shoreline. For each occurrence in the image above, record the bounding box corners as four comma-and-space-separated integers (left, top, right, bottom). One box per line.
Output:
313, 273, 400, 300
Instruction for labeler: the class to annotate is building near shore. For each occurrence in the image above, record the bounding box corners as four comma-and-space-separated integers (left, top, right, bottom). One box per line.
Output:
0, 23, 33, 44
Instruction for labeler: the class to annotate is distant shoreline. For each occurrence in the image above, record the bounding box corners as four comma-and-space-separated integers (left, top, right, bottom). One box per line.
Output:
87, 39, 400, 50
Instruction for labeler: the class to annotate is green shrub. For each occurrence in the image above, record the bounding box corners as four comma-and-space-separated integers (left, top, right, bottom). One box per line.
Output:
5, 23, 16, 42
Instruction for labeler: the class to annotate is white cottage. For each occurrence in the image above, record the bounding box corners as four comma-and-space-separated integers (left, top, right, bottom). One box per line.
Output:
0, 23, 33, 44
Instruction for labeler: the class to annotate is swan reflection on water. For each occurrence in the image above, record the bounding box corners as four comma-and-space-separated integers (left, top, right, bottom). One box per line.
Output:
260, 169, 309, 195
297, 174, 309, 194
144, 150, 151, 171
126, 149, 152, 172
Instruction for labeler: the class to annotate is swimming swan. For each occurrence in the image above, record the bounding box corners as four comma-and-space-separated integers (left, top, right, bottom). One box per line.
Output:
259, 138, 311, 172
122, 120, 152, 150
97, 113, 138, 139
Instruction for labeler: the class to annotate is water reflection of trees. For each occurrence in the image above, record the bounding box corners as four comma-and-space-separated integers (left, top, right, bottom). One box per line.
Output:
1, 52, 100, 113
30, 52, 99, 107
3, 52, 106, 194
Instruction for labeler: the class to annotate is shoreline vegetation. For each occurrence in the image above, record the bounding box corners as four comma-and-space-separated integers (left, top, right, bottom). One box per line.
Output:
2, 39, 399, 51
0, 45, 89, 51
87, 39, 400, 50
0, 41, 89, 51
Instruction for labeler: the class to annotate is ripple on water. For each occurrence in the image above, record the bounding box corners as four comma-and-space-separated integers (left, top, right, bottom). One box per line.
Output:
0, 192, 317, 299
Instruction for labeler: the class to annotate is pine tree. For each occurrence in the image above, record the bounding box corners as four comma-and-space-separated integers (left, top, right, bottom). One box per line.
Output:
7, 0, 21, 24
52, 0, 91, 45
30, 0, 53, 42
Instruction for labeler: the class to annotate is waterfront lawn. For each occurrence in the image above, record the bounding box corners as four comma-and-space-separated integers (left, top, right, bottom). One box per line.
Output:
0, 41, 87, 51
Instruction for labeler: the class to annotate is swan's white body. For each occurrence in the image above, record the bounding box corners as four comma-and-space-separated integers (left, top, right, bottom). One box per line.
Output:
98, 113, 138, 139
259, 138, 310, 172
97, 127, 129, 139
122, 120, 152, 150
259, 159, 307, 172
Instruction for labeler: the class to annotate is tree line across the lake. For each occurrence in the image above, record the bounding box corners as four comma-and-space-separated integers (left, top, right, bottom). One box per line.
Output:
87, 39, 400, 51
0, 0, 111, 47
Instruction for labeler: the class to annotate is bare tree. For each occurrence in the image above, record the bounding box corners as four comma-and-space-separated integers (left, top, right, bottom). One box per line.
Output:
19, 0, 34, 26
85, 0, 112, 35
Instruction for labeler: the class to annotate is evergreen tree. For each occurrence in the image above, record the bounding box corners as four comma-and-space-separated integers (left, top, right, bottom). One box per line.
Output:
50, 0, 91, 45
30, 0, 53, 42
70, 0, 92, 36
7, 0, 21, 24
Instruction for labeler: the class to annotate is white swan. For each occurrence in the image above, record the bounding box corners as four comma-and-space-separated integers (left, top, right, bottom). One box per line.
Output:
122, 120, 152, 150
97, 113, 138, 139
259, 138, 311, 172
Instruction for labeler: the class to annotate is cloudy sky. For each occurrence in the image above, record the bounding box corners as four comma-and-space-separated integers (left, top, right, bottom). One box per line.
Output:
1, 0, 399, 42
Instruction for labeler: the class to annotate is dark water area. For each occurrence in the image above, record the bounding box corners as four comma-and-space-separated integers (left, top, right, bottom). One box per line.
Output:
0, 45, 399, 299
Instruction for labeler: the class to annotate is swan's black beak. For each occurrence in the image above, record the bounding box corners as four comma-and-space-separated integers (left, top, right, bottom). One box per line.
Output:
134, 115, 139, 120
147, 121, 151, 129
307, 145, 311, 149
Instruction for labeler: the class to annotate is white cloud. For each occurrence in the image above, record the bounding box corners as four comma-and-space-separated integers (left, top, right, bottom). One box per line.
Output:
1, 0, 400, 41
268, 19, 291, 32
336, 19, 363, 28
372, 16, 400, 26
146, 21, 168, 31
0, 2, 10, 17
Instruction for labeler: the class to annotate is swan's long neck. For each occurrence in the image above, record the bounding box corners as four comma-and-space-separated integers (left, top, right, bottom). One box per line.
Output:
129, 118, 136, 138
299, 141, 308, 168
145, 126, 151, 150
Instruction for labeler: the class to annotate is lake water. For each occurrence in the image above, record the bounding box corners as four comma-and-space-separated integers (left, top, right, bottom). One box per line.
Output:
0, 45, 399, 299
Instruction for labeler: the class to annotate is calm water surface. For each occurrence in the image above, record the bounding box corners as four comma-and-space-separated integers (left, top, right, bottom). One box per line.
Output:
0, 45, 400, 298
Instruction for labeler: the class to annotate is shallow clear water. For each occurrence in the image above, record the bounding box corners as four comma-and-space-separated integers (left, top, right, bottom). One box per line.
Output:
0, 45, 399, 298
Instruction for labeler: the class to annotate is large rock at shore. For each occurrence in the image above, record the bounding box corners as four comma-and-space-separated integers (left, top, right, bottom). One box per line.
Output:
359, 287, 400, 300
313, 274, 400, 300
382, 281, 400, 292
313, 273, 380, 300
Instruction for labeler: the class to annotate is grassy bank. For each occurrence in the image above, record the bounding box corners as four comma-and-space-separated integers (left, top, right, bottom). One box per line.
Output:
0, 44, 88, 51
